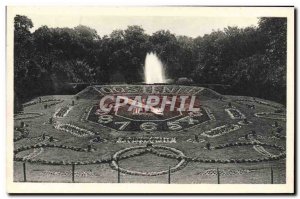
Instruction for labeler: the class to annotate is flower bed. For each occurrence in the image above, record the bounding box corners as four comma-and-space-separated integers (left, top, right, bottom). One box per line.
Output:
225, 108, 245, 119
201, 142, 286, 163
41, 170, 100, 178
55, 123, 95, 137
13, 142, 286, 173
23, 99, 63, 108
203, 107, 216, 121
186, 138, 205, 143
14, 112, 43, 120
14, 144, 103, 165
54, 106, 72, 118
273, 133, 286, 140
81, 106, 92, 122
89, 137, 107, 143
235, 99, 283, 109
254, 112, 286, 121
22, 147, 44, 160
253, 145, 274, 157
116, 137, 176, 144
196, 168, 256, 176
237, 120, 252, 125
201, 124, 241, 138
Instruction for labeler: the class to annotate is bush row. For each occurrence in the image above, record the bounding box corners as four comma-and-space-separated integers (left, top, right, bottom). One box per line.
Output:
141, 145, 285, 164
54, 106, 70, 117
109, 145, 187, 176
55, 123, 95, 137
14, 143, 285, 170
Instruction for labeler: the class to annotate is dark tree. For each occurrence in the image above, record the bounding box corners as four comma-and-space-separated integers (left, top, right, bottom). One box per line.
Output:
14, 15, 287, 106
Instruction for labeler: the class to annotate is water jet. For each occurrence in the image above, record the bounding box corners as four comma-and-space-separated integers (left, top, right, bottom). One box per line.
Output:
144, 52, 166, 84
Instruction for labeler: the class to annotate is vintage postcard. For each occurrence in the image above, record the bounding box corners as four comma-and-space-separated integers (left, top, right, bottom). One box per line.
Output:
6, 6, 295, 193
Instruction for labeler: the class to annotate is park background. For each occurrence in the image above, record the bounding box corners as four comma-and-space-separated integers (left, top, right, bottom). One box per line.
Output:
14, 12, 287, 113
4, 2, 296, 196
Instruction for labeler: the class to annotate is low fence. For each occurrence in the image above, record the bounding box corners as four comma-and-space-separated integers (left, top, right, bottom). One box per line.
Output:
13, 142, 286, 184
14, 161, 285, 184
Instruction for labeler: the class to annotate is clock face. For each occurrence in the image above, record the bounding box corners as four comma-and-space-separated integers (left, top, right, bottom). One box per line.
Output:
86, 85, 213, 132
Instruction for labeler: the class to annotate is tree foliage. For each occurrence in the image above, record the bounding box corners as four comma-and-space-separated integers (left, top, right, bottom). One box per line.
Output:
14, 15, 287, 112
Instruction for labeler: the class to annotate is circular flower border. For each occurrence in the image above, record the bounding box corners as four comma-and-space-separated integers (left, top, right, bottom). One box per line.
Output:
110, 145, 187, 176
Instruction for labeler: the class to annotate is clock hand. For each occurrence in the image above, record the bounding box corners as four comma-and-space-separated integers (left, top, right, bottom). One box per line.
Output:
119, 96, 163, 115
133, 99, 163, 115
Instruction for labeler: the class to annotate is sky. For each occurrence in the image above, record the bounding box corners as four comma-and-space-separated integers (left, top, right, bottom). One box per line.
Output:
14, 8, 259, 38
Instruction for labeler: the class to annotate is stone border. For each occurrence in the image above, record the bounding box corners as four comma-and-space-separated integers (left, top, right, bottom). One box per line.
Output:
54, 106, 72, 118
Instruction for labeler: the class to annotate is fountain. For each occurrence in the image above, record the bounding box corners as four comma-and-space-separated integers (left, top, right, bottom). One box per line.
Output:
144, 52, 166, 84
